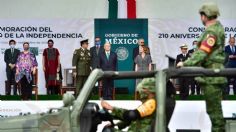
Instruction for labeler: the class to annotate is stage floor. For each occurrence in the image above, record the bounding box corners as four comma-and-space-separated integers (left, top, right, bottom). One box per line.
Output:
0, 100, 235, 132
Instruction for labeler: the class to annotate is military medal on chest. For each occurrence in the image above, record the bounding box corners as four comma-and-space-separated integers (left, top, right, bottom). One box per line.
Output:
80, 52, 84, 56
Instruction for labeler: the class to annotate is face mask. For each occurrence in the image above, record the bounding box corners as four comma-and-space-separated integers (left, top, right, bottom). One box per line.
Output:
95, 41, 101, 46
48, 44, 53, 48
10, 45, 15, 48
193, 45, 197, 49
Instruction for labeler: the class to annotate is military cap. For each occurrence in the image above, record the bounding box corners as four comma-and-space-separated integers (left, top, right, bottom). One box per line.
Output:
136, 78, 156, 93
199, 2, 220, 17
80, 39, 89, 46
180, 44, 188, 49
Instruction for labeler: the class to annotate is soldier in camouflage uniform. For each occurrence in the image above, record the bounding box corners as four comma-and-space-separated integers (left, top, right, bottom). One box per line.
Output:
72, 39, 91, 97
177, 2, 226, 132
101, 78, 156, 132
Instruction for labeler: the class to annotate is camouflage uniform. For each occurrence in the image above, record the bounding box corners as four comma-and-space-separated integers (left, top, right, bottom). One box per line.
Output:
183, 2, 226, 132
110, 78, 156, 132
72, 45, 91, 97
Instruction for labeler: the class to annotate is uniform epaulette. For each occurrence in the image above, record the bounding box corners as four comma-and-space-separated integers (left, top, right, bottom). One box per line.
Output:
73, 49, 79, 54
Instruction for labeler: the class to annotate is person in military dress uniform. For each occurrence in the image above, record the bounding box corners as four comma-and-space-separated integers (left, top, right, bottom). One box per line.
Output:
177, 2, 226, 132
175, 44, 191, 100
72, 39, 91, 97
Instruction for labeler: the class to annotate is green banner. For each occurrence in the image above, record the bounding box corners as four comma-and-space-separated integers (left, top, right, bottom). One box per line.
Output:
95, 19, 148, 94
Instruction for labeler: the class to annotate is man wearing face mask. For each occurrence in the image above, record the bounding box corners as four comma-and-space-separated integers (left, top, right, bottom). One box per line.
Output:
4, 39, 20, 95
43, 39, 60, 95
90, 37, 104, 70
188, 40, 198, 56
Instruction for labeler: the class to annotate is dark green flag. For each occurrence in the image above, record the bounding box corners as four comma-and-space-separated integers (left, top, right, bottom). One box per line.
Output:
108, 0, 118, 19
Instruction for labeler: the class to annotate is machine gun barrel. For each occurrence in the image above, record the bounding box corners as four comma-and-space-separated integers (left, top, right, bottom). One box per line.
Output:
167, 67, 236, 78
102, 70, 156, 79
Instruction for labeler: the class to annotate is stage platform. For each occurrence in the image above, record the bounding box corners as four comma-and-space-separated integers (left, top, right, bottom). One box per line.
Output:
0, 100, 235, 132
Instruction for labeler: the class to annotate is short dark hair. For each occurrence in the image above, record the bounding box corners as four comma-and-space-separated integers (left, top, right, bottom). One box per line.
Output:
9, 39, 16, 45
192, 40, 198, 45
23, 42, 29, 46
81, 42, 88, 46
80, 39, 88, 46
200, 12, 217, 20
48, 39, 54, 44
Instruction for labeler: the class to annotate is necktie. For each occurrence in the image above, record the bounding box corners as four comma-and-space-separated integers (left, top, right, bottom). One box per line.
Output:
232, 46, 235, 53
96, 46, 99, 54
11, 48, 14, 56
106, 52, 110, 59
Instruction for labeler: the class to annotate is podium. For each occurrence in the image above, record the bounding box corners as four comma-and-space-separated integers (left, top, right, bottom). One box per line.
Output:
61, 68, 76, 95
165, 55, 180, 92
165, 54, 176, 68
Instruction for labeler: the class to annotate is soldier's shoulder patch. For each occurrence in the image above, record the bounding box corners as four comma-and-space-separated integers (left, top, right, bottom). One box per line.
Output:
206, 35, 216, 46
137, 98, 156, 117
199, 34, 216, 53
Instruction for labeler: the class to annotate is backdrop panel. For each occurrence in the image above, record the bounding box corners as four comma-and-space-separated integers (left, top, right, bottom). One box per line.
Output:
95, 19, 148, 93
0, 19, 236, 95
0, 19, 94, 94
148, 19, 236, 69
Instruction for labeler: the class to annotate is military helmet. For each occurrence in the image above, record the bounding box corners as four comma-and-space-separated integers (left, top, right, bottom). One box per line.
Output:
63, 93, 75, 107
199, 2, 220, 17
136, 78, 155, 93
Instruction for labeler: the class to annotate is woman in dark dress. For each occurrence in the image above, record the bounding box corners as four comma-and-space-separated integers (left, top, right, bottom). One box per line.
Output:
134, 45, 152, 99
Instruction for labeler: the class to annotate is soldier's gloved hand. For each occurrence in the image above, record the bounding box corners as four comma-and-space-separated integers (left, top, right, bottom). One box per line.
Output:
177, 62, 184, 67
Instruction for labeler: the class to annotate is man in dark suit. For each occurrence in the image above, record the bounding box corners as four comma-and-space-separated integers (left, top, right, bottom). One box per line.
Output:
72, 39, 91, 97
90, 37, 104, 70
175, 44, 190, 100
188, 40, 201, 95
4, 39, 20, 95
225, 37, 236, 95
99, 42, 117, 100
